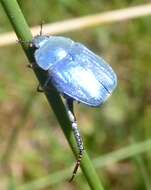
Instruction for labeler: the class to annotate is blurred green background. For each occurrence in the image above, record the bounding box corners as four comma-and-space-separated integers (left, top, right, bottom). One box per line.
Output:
0, 0, 151, 189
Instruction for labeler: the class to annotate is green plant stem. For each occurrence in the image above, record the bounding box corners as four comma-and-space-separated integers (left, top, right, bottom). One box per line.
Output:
0, 0, 104, 189
131, 137, 151, 190
1, 91, 37, 164
18, 138, 151, 190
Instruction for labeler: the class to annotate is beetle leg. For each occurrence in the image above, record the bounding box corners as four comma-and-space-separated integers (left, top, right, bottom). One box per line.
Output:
37, 84, 44, 92
27, 64, 33, 69
66, 99, 84, 182
37, 76, 52, 93
27, 62, 40, 69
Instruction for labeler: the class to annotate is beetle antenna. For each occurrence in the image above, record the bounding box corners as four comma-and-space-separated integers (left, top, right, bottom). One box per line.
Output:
16, 39, 34, 48
66, 99, 84, 182
17, 39, 30, 44
40, 21, 44, 36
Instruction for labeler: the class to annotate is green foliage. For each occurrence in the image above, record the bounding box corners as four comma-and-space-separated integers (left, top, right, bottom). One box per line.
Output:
0, 0, 151, 189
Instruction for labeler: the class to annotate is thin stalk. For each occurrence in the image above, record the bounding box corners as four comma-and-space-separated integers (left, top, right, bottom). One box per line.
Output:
1, 3, 151, 47
131, 137, 151, 190
133, 155, 151, 190
1, 91, 37, 164
0, 0, 104, 189
18, 138, 151, 190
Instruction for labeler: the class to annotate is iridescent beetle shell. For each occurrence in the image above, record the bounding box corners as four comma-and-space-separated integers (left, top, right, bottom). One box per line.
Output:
32, 35, 117, 107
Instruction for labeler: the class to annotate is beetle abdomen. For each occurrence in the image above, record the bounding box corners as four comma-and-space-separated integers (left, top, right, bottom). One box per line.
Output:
49, 43, 117, 107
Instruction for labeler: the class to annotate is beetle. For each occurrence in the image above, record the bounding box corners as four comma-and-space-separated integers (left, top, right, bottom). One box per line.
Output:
28, 32, 117, 181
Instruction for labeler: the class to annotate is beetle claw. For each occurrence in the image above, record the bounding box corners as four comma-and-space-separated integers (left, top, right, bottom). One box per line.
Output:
37, 84, 44, 92
27, 64, 33, 69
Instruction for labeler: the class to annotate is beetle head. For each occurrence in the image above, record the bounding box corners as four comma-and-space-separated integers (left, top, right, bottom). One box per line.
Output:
31, 35, 49, 49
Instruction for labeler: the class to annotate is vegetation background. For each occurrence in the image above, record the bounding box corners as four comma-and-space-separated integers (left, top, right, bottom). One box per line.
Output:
0, 0, 151, 189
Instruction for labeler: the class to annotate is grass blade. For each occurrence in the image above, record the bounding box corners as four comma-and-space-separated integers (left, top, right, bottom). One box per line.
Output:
0, 0, 104, 189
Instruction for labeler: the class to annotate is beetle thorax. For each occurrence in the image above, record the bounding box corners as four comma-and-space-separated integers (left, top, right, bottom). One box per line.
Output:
34, 36, 74, 70
32, 35, 49, 49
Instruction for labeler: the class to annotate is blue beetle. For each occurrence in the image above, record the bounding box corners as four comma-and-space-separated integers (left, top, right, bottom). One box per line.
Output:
30, 34, 117, 181
32, 35, 117, 106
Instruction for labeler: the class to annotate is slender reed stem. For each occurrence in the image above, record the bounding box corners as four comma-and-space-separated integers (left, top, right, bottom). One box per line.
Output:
0, 0, 104, 189
1, 92, 37, 164
1, 3, 151, 47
